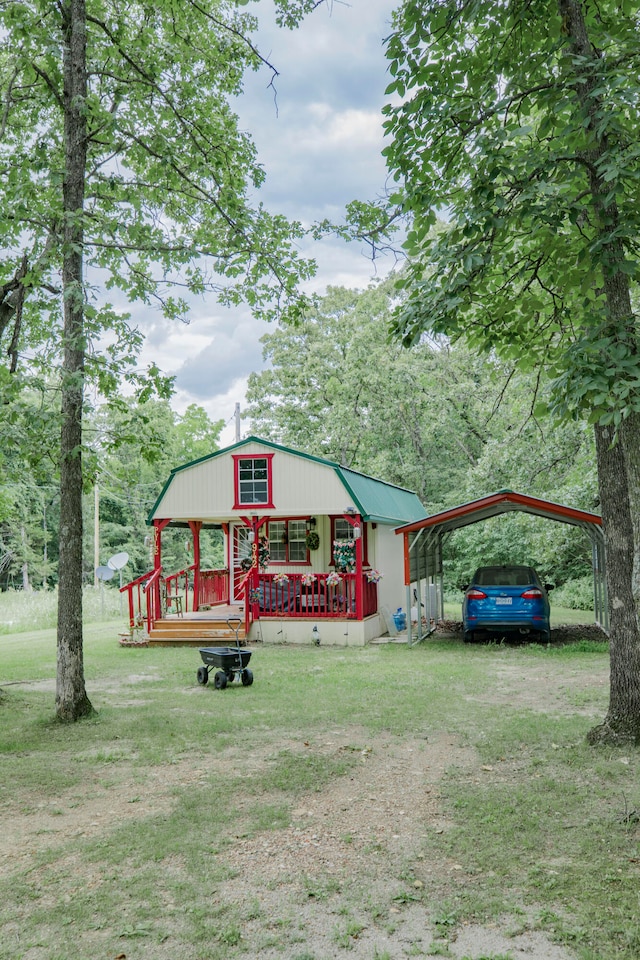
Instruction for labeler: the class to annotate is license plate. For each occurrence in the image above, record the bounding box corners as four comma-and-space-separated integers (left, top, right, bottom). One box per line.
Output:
495, 597, 512, 605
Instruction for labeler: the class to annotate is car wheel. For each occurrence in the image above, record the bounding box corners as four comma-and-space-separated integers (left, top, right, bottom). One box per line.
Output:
463, 630, 475, 644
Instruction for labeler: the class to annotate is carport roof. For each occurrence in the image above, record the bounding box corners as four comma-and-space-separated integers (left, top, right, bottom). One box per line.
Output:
396, 489, 602, 537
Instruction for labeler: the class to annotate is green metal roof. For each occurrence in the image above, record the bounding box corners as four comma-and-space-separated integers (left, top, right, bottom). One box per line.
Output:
147, 436, 427, 526
337, 466, 428, 525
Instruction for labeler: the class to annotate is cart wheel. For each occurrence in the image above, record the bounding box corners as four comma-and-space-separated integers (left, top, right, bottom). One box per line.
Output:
226, 671, 236, 684
197, 666, 209, 685
214, 670, 228, 689
241, 668, 254, 687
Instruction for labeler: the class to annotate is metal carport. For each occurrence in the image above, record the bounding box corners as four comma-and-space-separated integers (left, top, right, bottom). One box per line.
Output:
395, 490, 607, 645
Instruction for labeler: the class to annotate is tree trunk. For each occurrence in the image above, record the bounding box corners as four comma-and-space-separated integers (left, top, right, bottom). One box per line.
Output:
558, 0, 640, 743
56, 0, 93, 722
588, 424, 640, 743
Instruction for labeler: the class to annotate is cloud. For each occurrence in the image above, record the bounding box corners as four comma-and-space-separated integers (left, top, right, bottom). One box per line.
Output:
124, 0, 400, 436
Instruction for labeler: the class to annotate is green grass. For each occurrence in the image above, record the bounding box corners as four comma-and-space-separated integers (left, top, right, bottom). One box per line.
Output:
0, 602, 632, 960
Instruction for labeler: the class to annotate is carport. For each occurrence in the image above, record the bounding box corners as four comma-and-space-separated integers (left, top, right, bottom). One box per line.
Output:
396, 490, 607, 645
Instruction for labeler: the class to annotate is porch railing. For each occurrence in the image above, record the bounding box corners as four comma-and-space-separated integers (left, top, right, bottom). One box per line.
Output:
121, 566, 231, 632
249, 572, 377, 620
121, 568, 377, 632
199, 568, 230, 607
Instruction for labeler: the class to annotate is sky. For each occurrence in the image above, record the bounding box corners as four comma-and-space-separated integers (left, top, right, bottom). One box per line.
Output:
136, 0, 400, 446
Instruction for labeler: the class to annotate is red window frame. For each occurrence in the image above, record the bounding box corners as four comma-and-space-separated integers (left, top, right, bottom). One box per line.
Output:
233, 453, 275, 510
330, 516, 368, 566
266, 518, 311, 565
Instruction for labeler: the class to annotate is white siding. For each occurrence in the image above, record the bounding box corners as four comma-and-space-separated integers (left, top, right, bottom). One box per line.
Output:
151, 442, 351, 522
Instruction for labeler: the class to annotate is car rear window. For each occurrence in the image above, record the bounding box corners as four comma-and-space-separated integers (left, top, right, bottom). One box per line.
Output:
475, 567, 533, 587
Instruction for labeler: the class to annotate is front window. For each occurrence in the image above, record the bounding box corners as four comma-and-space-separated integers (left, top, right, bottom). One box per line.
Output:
233, 454, 274, 508
268, 519, 309, 564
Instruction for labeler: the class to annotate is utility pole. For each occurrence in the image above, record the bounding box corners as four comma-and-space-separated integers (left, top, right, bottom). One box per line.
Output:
235, 402, 241, 442
94, 481, 99, 588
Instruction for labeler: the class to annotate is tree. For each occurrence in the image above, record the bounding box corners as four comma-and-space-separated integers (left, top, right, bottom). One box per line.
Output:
247, 280, 598, 588
382, 0, 640, 740
0, 0, 324, 720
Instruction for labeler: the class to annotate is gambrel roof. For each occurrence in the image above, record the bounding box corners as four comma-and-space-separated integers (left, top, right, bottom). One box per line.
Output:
148, 436, 428, 526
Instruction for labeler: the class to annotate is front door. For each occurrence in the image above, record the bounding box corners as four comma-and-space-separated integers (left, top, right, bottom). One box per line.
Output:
232, 525, 253, 601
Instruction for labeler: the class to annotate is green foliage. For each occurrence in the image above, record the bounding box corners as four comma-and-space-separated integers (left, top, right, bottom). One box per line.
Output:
382, 0, 640, 423
552, 575, 595, 611
248, 280, 597, 584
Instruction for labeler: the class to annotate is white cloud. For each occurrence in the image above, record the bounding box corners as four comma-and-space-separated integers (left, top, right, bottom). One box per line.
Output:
128, 0, 400, 442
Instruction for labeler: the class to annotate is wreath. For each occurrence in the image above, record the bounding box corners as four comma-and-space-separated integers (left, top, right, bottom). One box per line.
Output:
305, 531, 320, 551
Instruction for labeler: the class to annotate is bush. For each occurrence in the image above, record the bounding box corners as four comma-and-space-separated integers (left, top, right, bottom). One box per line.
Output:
551, 575, 594, 611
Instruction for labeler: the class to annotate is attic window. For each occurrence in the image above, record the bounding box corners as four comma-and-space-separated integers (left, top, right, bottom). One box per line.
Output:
233, 454, 275, 509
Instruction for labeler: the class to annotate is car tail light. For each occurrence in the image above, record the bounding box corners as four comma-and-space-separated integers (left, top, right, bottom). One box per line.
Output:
466, 588, 487, 599
521, 588, 543, 599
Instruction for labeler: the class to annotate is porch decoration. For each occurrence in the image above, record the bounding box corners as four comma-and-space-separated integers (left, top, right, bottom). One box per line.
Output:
305, 531, 320, 551
273, 572, 289, 584
301, 573, 316, 587
258, 536, 270, 570
248, 588, 261, 603
366, 569, 383, 583
326, 571, 342, 587
333, 539, 356, 572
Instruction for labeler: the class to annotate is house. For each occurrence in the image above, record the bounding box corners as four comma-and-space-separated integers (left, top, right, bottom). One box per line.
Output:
122, 437, 428, 646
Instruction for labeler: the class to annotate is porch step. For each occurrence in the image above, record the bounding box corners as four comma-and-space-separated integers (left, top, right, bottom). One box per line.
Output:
148, 619, 247, 647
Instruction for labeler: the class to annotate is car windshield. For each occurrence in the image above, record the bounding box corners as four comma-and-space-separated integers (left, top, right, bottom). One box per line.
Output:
474, 566, 534, 587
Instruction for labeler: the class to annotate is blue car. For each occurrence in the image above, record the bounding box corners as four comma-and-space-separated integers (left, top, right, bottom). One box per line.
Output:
462, 564, 553, 643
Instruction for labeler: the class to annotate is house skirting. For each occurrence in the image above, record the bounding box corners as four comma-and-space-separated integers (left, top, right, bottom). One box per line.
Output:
248, 613, 385, 646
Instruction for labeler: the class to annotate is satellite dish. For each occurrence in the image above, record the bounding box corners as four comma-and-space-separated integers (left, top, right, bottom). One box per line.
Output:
108, 551, 129, 571
96, 565, 115, 581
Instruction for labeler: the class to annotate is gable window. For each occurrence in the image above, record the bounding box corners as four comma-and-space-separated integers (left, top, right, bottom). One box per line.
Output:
233, 454, 275, 509
268, 519, 309, 564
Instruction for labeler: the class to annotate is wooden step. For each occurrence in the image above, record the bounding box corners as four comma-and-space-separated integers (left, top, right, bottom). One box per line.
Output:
147, 619, 246, 647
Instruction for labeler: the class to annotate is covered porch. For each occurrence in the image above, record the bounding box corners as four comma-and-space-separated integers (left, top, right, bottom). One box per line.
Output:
120, 437, 428, 646
120, 515, 383, 647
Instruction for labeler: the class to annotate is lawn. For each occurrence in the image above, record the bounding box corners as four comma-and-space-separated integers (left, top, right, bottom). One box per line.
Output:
1, 606, 636, 960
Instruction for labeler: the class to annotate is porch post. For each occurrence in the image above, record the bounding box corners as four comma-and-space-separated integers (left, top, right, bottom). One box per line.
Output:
153, 519, 171, 620
222, 524, 230, 601
355, 521, 363, 620
343, 513, 364, 621
189, 521, 202, 610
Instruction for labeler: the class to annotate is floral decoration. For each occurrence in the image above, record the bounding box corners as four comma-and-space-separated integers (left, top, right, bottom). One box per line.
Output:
248, 588, 261, 604
273, 572, 289, 584
333, 538, 356, 571
365, 569, 383, 583
258, 536, 270, 570
301, 573, 316, 587
326, 571, 342, 587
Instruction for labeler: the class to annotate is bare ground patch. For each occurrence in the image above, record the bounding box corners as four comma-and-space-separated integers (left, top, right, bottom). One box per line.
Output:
2, 649, 606, 959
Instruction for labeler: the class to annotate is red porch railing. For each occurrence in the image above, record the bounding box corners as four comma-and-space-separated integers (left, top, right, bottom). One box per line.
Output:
198, 568, 230, 607
121, 567, 377, 633
250, 572, 377, 620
